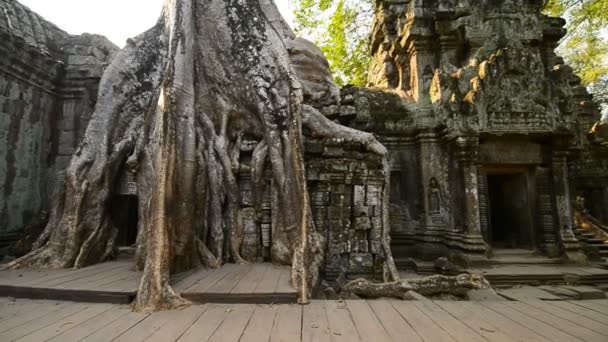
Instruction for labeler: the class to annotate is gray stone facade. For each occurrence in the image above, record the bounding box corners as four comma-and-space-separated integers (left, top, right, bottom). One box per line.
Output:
0, 0, 118, 240
363, 0, 607, 266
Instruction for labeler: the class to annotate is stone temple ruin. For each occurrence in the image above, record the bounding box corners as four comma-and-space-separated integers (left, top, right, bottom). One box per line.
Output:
0, 0, 607, 284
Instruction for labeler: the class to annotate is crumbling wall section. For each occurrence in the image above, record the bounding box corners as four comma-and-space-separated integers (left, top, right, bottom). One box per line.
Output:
0, 0, 117, 240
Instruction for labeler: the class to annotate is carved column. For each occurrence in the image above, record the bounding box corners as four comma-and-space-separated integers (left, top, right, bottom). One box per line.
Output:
419, 131, 447, 230
535, 166, 559, 257
416, 130, 448, 259
477, 170, 489, 241
455, 136, 487, 255
552, 151, 586, 262
407, 39, 435, 104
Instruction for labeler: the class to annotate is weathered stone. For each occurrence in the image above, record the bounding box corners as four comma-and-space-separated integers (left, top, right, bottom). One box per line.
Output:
0, 1, 118, 240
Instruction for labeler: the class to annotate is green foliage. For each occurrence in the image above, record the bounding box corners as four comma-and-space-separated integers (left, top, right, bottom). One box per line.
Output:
293, 0, 608, 97
293, 0, 372, 86
545, 0, 608, 86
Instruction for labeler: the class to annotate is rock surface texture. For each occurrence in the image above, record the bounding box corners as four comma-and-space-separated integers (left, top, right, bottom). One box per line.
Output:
358, 0, 607, 265
0, 0, 118, 244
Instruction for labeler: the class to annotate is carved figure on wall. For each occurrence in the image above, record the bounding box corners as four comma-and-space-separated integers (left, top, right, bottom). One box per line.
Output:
429, 178, 442, 214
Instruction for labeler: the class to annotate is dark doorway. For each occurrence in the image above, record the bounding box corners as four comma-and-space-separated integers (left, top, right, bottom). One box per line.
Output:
110, 195, 139, 247
487, 173, 534, 249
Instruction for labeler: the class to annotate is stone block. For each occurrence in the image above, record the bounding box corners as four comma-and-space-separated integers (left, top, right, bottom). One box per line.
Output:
369, 240, 382, 254
67, 55, 104, 66
310, 191, 329, 205
241, 190, 252, 206
369, 229, 382, 241
354, 217, 371, 230
323, 146, 344, 157
241, 208, 257, 234
352, 240, 369, 253
353, 205, 370, 217
327, 207, 345, 220
349, 253, 374, 268
260, 224, 271, 248
353, 185, 366, 206
327, 220, 344, 232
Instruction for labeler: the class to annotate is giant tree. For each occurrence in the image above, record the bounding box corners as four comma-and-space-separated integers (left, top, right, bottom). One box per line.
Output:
4, 0, 398, 311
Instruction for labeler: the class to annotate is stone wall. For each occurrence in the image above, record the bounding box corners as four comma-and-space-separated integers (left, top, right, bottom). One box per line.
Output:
236, 138, 388, 281
0, 0, 117, 240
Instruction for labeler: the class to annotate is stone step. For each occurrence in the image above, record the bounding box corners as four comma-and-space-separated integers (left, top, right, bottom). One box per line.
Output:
590, 244, 608, 250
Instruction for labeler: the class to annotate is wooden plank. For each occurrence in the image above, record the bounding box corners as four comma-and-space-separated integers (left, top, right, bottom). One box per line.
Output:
62, 264, 132, 290
172, 268, 212, 292
231, 264, 269, 294
391, 301, 455, 342
0, 268, 71, 286
145, 305, 208, 342
458, 302, 550, 342
48, 263, 131, 288
113, 309, 176, 342
482, 301, 584, 342
302, 301, 331, 342
14, 304, 113, 342
209, 304, 256, 342
436, 301, 515, 341
99, 270, 141, 292
0, 300, 67, 332
88, 267, 139, 291
178, 304, 231, 342
47, 306, 131, 342
185, 263, 237, 293
240, 304, 278, 342
414, 301, 486, 342
0, 302, 88, 341
346, 300, 392, 342
24, 263, 118, 287
0, 299, 62, 323
254, 265, 282, 294
548, 301, 608, 325
367, 300, 422, 342
588, 299, 608, 308
82, 310, 150, 342
503, 301, 607, 342
518, 300, 608, 336
570, 300, 608, 315
325, 300, 362, 342
207, 264, 252, 294
270, 304, 302, 342
274, 267, 295, 294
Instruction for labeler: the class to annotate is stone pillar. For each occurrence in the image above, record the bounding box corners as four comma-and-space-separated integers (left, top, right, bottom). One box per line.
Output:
407, 40, 435, 104
602, 187, 608, 225
418, 131, 447, 230
552, 151, 586, 263
455, 136, 487, 259
416, 130, 448, 259
535, 166, 559, 257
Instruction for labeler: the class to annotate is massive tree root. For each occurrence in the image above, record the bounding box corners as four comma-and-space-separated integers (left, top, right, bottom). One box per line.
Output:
340, 274, 491, 300
3, 0, 398, 311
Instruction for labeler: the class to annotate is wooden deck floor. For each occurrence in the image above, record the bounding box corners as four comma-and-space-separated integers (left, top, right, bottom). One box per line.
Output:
0, 262, 295, 304
0, 297, 607, 341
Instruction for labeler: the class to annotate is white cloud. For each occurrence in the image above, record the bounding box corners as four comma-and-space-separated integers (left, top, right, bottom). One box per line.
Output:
17, 0, 294, 47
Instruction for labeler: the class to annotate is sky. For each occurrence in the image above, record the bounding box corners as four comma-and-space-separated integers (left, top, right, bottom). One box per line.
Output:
17, 0, 295, 47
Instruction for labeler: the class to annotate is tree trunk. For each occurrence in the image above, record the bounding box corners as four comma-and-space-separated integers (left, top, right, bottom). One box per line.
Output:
4, 0, 397, 311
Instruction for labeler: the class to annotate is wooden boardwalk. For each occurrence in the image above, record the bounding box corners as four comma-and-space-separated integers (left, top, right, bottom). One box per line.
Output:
0, 297, 607, 341
0, 262, 295, 304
